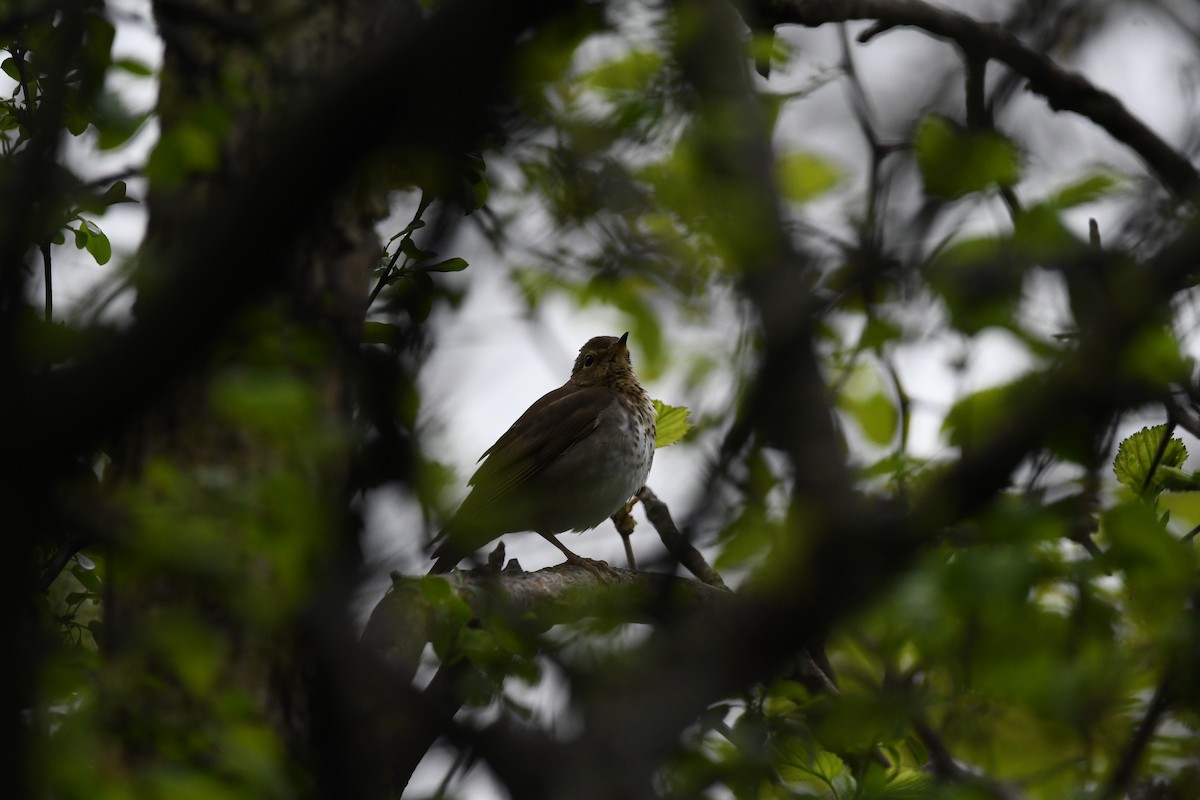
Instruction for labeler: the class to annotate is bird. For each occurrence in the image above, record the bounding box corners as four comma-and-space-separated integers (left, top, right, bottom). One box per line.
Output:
429, 332, 655, 574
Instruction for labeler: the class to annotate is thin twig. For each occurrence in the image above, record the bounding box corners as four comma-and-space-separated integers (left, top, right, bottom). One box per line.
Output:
636, 486, 729, 591
41, 241, 52, 320
368, 192, 431, 307
774, 0, 1200, 200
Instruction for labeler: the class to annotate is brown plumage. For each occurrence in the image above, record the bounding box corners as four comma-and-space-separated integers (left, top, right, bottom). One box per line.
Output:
430, 332, 655, 573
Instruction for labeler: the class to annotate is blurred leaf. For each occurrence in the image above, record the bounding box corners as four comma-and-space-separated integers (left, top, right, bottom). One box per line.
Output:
926, 235, 1023, 334
145, 108, 228, 184
71, 563, 100, 593
583, 49, 664, 94
1119, 325, 1191, 386
362, 321, 403, 347
1046, 171, 1123, 209
837, 362, 898, 446
1113, 425, 1187, 496
915, 114, 1020, 199
1103, 501, 1195, 630
776, 151, 842, 203
417, 575, 474, 627
858, 316, 902, 352
653, 400, 692, 448
417, 257, 468, 273
1012, 203, 1080, 261
113, 57, 154, 76
942, 378, 1032, 450
89, 91, 150, 150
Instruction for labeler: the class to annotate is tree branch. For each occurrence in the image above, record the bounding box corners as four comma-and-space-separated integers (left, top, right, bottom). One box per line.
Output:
766, 0, 1200, 200
637, 486, 730, 591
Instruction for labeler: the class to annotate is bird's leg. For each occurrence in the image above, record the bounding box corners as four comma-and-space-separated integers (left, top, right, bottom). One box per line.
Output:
537, 531, 618, 579
611, 500, 638, 570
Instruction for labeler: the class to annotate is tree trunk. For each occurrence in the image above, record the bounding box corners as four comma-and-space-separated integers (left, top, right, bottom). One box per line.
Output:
97, 2, 402, 794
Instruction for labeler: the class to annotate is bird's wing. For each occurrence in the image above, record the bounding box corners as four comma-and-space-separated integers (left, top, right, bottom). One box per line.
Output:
429, 385, 618, 572
461, 384, 613, 511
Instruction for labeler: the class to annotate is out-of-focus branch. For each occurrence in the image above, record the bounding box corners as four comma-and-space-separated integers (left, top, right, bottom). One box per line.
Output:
362, 560, 732, 792
913, 718, 1027, 800
764, 0, 1200, 200
1100, 674, 1175, 800
365, 564, 731, 674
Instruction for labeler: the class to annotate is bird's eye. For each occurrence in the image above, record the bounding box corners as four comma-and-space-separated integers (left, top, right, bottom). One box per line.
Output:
583, 355, 595, 367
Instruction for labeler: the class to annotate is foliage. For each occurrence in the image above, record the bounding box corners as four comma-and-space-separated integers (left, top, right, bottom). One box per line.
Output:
7, 1, 1200, 800
653, 399, 692, 448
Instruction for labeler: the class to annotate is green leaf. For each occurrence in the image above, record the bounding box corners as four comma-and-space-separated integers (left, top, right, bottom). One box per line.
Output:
653, 400, 692, 448
417, 257, 468, 273
837, 363, 898, 447
399, 237, 434, 261
915, 114, 1020, 199
1, 57, 20, 82
469, 173, 489, 211
1103, 501, 1195, 630
1011, 203, 1080, 261
1046, 171, 1123, 210
942, 379, 1031, 450
1119, 325, 1191, 386
101, 179, 136, 206
1113, 425, 1188, 496
388, 219, 426, 242
72, 563, 101, 593
776, 151, 843, 204
583, 49, 664, 93
84, 226, 112, 265
926, 234, 1023, 334
145, 118, 224, 184
113, 57, 154, 77
416, 575, 474, 627
362, 321, 403, 347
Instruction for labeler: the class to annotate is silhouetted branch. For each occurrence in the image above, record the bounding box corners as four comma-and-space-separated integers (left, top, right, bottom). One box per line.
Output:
767, 0, 1200, 200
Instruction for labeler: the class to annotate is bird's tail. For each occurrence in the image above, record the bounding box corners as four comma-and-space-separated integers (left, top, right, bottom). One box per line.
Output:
427, 528, 458, 574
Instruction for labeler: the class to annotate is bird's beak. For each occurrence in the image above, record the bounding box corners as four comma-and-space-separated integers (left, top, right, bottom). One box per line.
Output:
615, 331, 630, 358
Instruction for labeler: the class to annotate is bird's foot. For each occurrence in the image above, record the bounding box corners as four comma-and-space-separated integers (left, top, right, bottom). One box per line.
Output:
563, 553, 620, 580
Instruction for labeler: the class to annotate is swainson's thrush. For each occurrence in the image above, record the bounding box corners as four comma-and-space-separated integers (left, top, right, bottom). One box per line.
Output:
430, 332, 655, 573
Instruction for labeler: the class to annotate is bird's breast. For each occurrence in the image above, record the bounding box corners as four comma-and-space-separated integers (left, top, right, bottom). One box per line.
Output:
529, 393, 654, 533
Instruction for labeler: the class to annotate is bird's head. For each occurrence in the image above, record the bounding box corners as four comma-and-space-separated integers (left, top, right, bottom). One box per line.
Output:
570, 332, 637, 387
